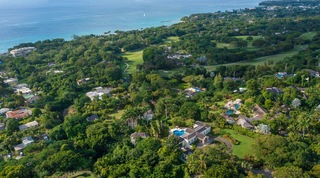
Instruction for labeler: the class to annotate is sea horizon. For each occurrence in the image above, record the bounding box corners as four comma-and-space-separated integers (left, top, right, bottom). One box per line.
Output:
0, 0, 262, 53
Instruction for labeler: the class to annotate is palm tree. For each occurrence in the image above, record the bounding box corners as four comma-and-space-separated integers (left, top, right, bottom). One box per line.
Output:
297, 114, 310, 139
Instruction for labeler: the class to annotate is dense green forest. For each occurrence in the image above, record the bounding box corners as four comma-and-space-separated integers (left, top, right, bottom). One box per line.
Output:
0, 3, 320, 178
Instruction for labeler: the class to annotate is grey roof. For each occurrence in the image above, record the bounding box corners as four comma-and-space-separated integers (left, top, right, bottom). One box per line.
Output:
236, 119, 253, 129
182, 132, 197, 140
130, 132, 149, 139
266, 87, 283, 94
195, 126, 207, 134
194, 121, 206, 127
196, 132, 206, 140
185, 128, 195, 134
86, 115, 99, 122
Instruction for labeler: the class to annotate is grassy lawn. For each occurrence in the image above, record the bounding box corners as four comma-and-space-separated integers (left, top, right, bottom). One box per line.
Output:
299, 31, 317, 40
120, 49, 144, 74
221, 129, 256, 158
164, 36, 180, 44
204, 45, 306, 71
109, 109, 125, 119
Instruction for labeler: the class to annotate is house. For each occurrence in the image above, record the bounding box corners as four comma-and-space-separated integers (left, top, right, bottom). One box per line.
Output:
13, 84, 32, 95
253, 104, 267, 119
18, 121, 39, 131
26, 95, 41, 104
130, 132, 149, 145
86, 87, 113, 101
10, 47, 36, 57
77, 78, 90, 85
221, 113, 235, 124
143, 110, 154, 121
236, 118, 254, 129
3, 78, 18, 86
6, 109, 32, 119
185, 87, 204, 98
0, 108, 11, 115
86, 115, 99, 122
174, 121, 211, 148
0, 123, 5, 131
13, 136, 34, 152
266, 87, 283, 95
304, 69, 319, 77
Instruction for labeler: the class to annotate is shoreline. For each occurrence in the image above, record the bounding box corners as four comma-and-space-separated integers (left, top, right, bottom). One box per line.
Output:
0, 1, 262, 53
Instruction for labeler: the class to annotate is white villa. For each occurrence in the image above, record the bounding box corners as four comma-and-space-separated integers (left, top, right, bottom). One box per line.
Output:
173, 121, 211, 148
10, 47, 36, 57
86, 87, 113, 101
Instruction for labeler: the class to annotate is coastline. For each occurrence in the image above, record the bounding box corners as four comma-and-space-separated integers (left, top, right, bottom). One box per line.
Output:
0, 0, 262, 53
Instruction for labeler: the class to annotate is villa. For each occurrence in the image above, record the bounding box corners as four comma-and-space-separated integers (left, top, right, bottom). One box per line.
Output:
86, 87, 113, 101
77, 78, 90, 85
130, 132, 149, 145
185, 87, 204, 98
10, 47, 36, 57
6, 109, 32, 119
266, 87, 283, 95
224, 99, 242, 115
14, 136, 34, 152
4, 78, 18, 86
236, 118, 254, 129
253, 104, 267, 119
86, 115, 99, 122
171, 121, 211, 148
0, 108, 11, 115
18, 121, 39, 131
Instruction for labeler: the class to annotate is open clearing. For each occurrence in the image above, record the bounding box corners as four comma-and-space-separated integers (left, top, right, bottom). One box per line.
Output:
204, 45, 306, 71
120, 49, 144, 74
221, 129, 256, 158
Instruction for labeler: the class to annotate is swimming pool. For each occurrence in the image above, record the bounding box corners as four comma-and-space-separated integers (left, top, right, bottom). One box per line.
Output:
226, 110, 234, 115
235, 104, 240, 110
173, 130, 185, 137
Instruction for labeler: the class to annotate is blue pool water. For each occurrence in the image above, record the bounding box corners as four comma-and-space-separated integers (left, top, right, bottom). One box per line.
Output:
235, 104, 240, 110
173, 130, 185, 137
226, 110, 234, 115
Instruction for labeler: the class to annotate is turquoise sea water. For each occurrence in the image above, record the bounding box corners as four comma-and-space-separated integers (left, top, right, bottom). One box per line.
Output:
0, 0, 261, 52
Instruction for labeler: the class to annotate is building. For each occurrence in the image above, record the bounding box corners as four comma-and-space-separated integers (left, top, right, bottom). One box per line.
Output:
86, 87, 113, 101
175, 121, 211, 148
185, 87, 204, 98
10, 47, 36, 57
77, 78, 90, 85
14, 136, 34, 152
26, 95, 41, 104
266, 87, 283, 95
0, 123, 5, 131
143, 110, 154, 121
253, 104, 267, 119
3, 78, 18, 86
130, 132, 149, 145
86, 115, 99, 122
18, 121, 39, 131
0, 108, 11, 115
236, 118, 254, 129
6, 109, 32, 119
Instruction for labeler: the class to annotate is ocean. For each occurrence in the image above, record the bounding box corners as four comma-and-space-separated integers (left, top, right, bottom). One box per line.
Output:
0, 0, 261, 52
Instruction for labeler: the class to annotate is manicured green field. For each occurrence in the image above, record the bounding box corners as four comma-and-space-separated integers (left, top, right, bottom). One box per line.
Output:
221, 129, 256, 158
204, 45, 306, 71
299, 32, 317, 40
164, 36, 180, 44
120, 49, 144, 74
